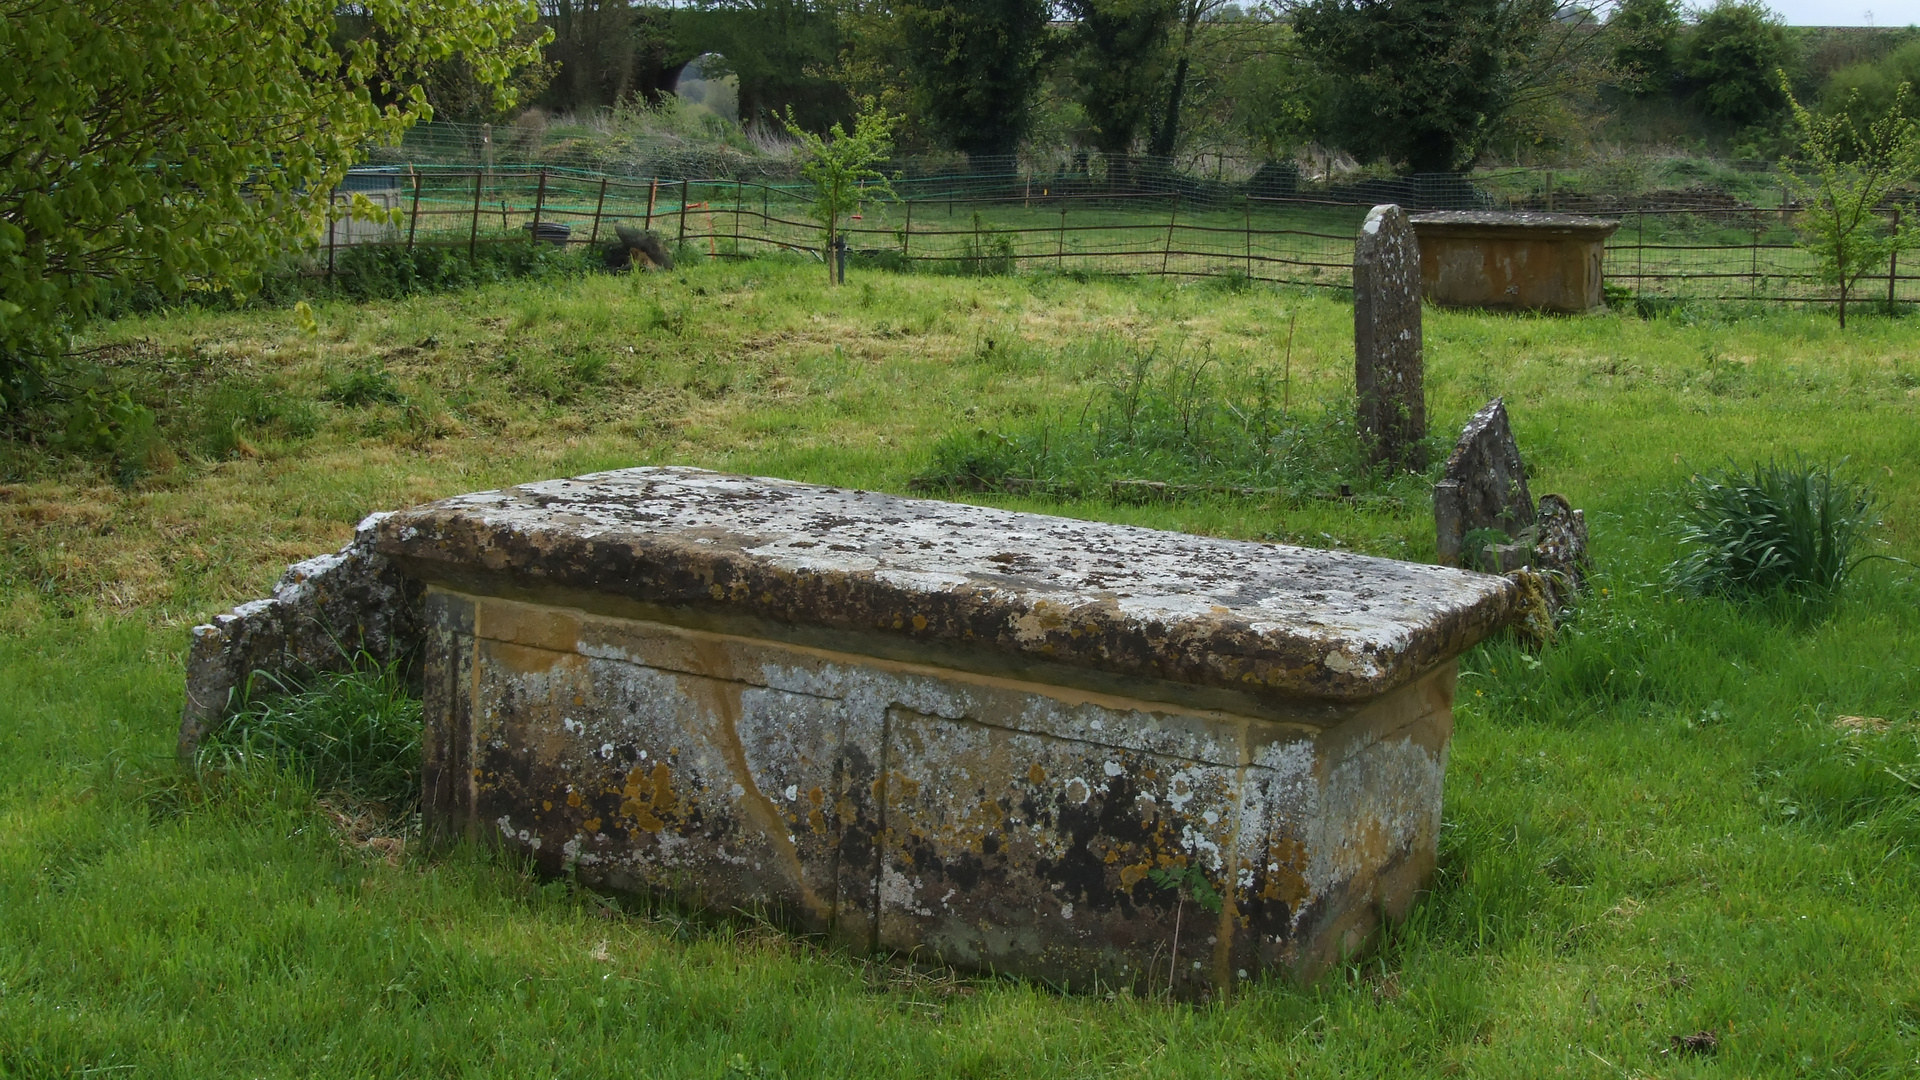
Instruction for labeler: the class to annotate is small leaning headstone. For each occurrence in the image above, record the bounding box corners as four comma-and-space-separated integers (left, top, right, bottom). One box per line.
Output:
1353, 204, 1427, 471
1433, 398, 1590, 635
1432, 397, 1534, 567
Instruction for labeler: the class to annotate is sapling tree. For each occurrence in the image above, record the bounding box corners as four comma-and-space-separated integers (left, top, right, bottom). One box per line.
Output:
781, 100, 899, 287
1781, 77, 1920, 328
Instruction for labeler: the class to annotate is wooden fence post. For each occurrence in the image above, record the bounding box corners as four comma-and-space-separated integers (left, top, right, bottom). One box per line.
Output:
678, 179, 690, 247
469, 170, 482, 261
645, 179, 658, 231
406, 167, 421, 254
1750, 223, 1759, 301
734, 179, 742, 255
327, 195, 337, 280
589, 176, 608, 245
1160, 191, 1180, 275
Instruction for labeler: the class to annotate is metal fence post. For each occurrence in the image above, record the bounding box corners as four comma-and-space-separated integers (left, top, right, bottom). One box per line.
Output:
1244, 198, 1252, 279
1160, 191, 1180, 275
1892, 205, 1903, 308
903, 199, 912, 257
589, 176, 608, 246
678, 179, 690, 247
406, 167, 421, 254
531, 170, 547, 241
1057, 206, 1066, 271
327, 195, 337, 280
469, 170, 482, 261
1636, 208, 1644, 299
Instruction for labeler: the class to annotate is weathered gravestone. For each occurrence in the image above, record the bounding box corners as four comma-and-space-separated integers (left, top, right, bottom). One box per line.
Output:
351, 466, 1517, 995
1432, 398, 1533, 569
1353, 204, 1427, 472
1433, 399, 1589, 620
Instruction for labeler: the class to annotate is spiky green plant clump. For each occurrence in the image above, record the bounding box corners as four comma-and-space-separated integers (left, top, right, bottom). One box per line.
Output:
1668, 459, 1877, 607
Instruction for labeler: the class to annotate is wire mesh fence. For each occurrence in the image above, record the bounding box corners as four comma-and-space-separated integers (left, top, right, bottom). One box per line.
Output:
323, 165, 1920, 306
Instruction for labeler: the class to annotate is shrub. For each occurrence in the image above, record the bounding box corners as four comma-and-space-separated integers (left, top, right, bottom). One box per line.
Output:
1667, 459, 1878, 607
197, 657, 423, 809
323, 363, 406, 408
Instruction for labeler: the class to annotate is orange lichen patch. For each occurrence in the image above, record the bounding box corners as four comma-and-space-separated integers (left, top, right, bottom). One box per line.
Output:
567, 790, 583, 808
1027, 762, 1046, 787
619, 761, 678, 832
582, 817, 602, 833
807, 786, 829, 835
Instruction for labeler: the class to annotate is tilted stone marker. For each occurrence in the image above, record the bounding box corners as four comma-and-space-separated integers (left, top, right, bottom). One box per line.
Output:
346, 466, 1516, 995
1433, 399, 1589, 625
1432, 397, 1534, 569
1353, 204, 1427, 472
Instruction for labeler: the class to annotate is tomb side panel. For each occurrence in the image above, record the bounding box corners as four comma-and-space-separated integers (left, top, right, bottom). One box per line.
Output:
874, 697, 1267, 998
1264, 669, 1454, 980
463, 604, 862, 936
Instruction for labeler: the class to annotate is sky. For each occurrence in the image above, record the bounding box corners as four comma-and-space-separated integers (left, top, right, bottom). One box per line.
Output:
1766, 0, 1920, 25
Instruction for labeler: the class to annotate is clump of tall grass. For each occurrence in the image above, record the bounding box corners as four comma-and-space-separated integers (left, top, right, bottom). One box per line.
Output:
196, 656, 422, 809
916, 346, 1424, 502
1666, 459, 1879, 609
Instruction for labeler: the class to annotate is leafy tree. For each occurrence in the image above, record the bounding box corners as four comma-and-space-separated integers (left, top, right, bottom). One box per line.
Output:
1682, 0, 1792, 126
1607, 0, 1682, 97
1781, 79, 1920, 329
782, 100, 898, 285
536, 0, 678, 113
896, 0, 1053, 163
1821, 40, 1920, 137
672, 0, 851, 134
0, 0, 542, 409
1144, 0, 1238, 163
1204, 15, 1325, 167
1062, 0, 1178, 184
1292, 0, 1564, 174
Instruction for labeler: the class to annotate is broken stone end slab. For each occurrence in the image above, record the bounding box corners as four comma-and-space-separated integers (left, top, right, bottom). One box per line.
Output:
177, 512, 426, 760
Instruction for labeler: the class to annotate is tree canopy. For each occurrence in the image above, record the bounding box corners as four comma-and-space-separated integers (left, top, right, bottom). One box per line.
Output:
1293, 0, 1563, 174
0, 0, 542, 406
895, 0, 1054, 162
1683, 0, 1791, 126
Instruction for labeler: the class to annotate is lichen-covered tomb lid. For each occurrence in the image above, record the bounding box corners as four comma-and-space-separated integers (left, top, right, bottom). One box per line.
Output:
375, 467, 1517, 707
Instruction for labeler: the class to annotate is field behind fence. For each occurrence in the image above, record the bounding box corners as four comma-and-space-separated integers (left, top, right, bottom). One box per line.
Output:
327, 165, 1920, 306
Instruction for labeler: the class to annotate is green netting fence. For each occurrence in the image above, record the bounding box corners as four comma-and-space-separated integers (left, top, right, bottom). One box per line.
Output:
322, 165, 1920, 306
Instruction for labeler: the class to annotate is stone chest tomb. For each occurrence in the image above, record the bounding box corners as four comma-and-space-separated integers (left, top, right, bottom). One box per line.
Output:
363, 467, 1515, 994
1409, 211, 1621, 314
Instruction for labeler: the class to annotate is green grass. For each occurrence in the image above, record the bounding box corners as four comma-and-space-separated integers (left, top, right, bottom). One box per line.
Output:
3, 258, 1920, 1076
